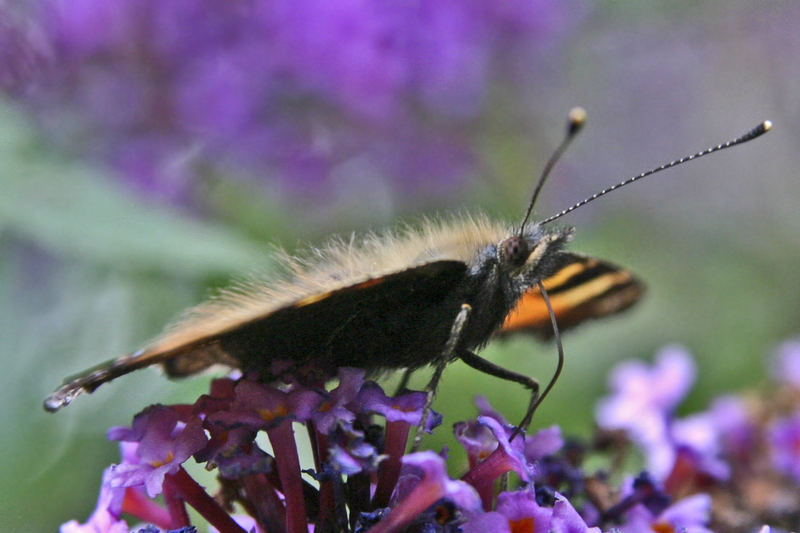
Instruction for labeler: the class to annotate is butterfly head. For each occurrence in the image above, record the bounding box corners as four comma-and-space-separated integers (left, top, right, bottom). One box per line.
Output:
497, 225, 574, 286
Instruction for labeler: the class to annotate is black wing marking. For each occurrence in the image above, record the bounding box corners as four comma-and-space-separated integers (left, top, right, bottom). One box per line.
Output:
500, 253, 645, 339
45, 260, 467, 411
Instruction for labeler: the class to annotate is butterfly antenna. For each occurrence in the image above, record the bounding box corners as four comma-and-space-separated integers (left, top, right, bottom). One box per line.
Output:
541, 120, 773, 225
509, 280, 564, 441
518, 107, 587, 236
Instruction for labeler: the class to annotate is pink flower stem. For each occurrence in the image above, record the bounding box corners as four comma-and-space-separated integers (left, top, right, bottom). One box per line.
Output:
369, 480, 442, 533
461, 447, 516, 510
168, 467, 247, 533
372, 420, 411, 508
242, 473, 287, 532
311, 428, 337, 527
162, 474, 191, 528
267, 422, 309, 533
121, 487, 172, 529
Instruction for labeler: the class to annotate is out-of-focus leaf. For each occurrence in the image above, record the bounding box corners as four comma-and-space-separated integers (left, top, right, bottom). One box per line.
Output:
0, 237, 222, 532
0, 100, 269, 277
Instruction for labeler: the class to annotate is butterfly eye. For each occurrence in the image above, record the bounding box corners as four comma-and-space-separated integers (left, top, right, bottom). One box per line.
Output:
500, 236, 530, 268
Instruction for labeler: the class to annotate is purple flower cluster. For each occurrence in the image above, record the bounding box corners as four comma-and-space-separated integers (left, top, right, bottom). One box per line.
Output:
63, 367, 598, 533
4, 0, 575, 206
594, 341, 800, 531
61, 340, 800, 532
0, 6, 50, 94
64, 369, 446, 532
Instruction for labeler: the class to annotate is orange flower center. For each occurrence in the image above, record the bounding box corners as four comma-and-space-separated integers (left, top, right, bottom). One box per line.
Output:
150, 450, 174, 468
258, 405, 289, 421
508, 517, 534, 533
652, 522, 675, 533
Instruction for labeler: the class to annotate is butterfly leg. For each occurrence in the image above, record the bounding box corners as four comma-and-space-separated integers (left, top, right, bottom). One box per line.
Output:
458, 349, 540, 437
410, 303, 472, 452
460, 280, 564, 441
394, 368, 414, 395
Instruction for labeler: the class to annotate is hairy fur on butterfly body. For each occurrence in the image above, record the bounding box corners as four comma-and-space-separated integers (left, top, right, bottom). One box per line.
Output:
154, 214, 574, 375
45, 214, 577, 410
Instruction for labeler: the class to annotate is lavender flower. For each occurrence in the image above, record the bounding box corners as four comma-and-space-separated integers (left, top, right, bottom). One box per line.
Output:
771, 338, 800, 389
705, 395, 756, 460
616, 489, 713, 533
60, 467, 130, 533
767, 411, 800, 484
595, 345, 695, 443
107, 405, 208, 498
595, 345, 717, 481
205, 378, 323, 431
463, 490, 600, 533
0, 6, 49, 94
369, 451, 481, 533
355, 380, 437, 429
595, 345, 800, 531
3, 0, 574, 206
59, 339, 800, 532
311, 367, 365, 434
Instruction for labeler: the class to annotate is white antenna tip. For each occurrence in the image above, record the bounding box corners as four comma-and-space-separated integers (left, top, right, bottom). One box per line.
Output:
763, 120, 773, 132
567, 107, 587, 135
568, 107, 587, 127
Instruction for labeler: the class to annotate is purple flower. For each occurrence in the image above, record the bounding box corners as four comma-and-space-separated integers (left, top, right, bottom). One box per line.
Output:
198, 425, 273, 480
453, 395, 527, 467
550, 493, 602, 533
61, 442, 176, 532
0, 7, 50, 94
525, 425, 564, 462
459, 415, 532, 510
493, 489, 553, 532
61, 335, 800, 532
324, 421, 382, 476
454, 416, 502, 467
596, 346, 700, 480
596, 345, 695, 440
193, 376, 237, 414
107, 405, 208, 497
131, 524, 197, 533
355, 380, 434, 427
7, 0, 573, 206
470, 396, 565, 475
60, 467, 130, 533
604, 473, 712, 533
669, 412, 731, 481
455, 396, 531, 466
311, 367, 365, 434
191, 377, 276, 479
618, 492, 713, 533
706, 395, 755, 459
771, 338, 800, 389
469, 416, 531, 483
464, 489, 551, 533
767, 410, 800, 483
205, 378, 323, 431
371, 451, 481, 533
528, 445, 585, 501
358, 380, 443, 509
462, 490, 599, 533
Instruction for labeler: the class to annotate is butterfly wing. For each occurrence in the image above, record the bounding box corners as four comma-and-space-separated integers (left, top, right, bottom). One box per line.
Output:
44, 260, 467, 411
178, 259, 468, 376
499, 253, 644, 339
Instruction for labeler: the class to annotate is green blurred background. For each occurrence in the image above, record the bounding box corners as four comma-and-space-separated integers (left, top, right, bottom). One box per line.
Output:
2, 2, 799, 531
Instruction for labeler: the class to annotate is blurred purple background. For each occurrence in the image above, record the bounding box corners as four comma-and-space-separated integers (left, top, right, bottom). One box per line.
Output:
2, 2, 798, 531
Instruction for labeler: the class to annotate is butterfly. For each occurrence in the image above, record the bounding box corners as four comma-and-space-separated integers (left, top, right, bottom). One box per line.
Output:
44, 110, 771, 430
